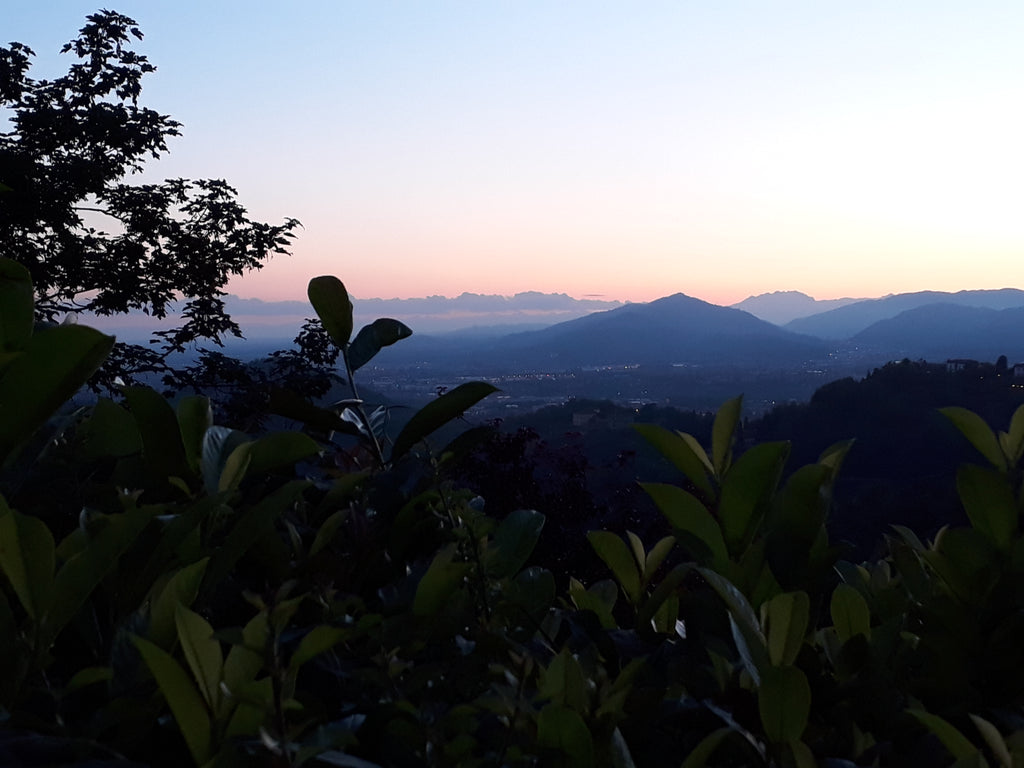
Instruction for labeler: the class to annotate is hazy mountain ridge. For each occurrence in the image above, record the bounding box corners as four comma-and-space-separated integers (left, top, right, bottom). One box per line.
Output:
731, 290, 864, 325
382, 293, 832, 371
784, 288, 1024, 339
851, 304, 1024, 361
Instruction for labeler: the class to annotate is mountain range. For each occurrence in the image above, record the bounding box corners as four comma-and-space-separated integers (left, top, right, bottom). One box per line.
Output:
377, 287, 1024, 372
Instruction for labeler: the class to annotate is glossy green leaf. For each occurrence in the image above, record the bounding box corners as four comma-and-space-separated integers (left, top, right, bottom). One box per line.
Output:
391, 381, 498, 461
201, 425, 251, 495
149, 558, 209, 650
712, 395, 742, 477
0, 497, 54, 621
218, 441, 254, 492
759, 665, 811, 744
0, 258, 33, 355
123, 386, 191, 480
175, 605, 223, 713
536, 703, 594, 768
643, 535, 676, 583
307, 276, 353, 347
46, 504, 156, 646
509, 566, 556, 622
941, 406, 1007, 471
224, 677, 273, 738
347, 318, 413, 371
487, 508, 545, 579
681, 727, 734, 768
587, 530, 641, 604
763, 591, 810, 667
641, 482, 727, 564
247, 431, 321, 475
65, 666, 114, 693
310, 509, 347, 557
204, 481, 308, 591
956, 464, 1017, 550
223, 613, 269, 699
633, 424, 714, 499
626, 530, 646, 574
414, 543, 470, 616
176, 396, 212, 474
718, 441, 789, 553
0, 324, 114, 466
569, 577, 618, 629
133, 635, 212, 765
908, 710, 979, 761
969, 714, 1012, 768
1006, 404, 1024, 466
80, 397, 142, 459
289, 625, 348, 673
831, 583, 871, 643
698, 567, 768, 682
638, 564, 689, 631
541, 648, 589, 712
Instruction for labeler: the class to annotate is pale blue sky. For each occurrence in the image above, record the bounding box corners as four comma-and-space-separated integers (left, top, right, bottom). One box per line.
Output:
6, 2, 1023, 304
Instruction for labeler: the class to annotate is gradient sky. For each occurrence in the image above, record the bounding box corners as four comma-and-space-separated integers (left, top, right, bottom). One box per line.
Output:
7, 1, 1024, 306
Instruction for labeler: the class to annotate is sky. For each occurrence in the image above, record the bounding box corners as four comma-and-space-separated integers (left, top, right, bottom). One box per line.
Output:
6, 1, 1024, 306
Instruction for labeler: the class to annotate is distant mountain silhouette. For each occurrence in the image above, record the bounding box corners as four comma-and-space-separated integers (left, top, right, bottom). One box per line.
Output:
732, 290, 863, 325
785, 289, 1024, 339
850, 304, 1024, 361
384, 293, 832, 370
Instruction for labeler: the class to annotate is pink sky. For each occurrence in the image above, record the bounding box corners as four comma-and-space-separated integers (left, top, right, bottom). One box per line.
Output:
11, 2, 1024, 307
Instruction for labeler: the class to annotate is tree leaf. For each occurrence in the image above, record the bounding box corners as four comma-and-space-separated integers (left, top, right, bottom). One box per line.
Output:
247, 431, 321, 475
536, 703, 594, 768
487, 509, 545, 579
80, 397, 142, 459
969, 713, 1012, 768
133, 635, 213, 765
123, 386, 191, 481
587, 530, 641, 604
218, 441, 254, 492
956, 464, 1017, 551
0, 257, 33, 355
391, 381, 498, 461
175, 605, 223, 713
148, 558, 210, 650
541, 648, 589, 712
643, 535, 676, 583
681, 727, 734, 768
347, 318, 413, 371
1006, 404, 1024, 466
908, 709, 980, 761
763, 591, 810, 667
176, 396, 212, 475
0, 325, 114, 467
45, 504, 157, 646
307, 276, 353, 347
223, 612, 269, 700
0, 497, 54, 621
641, 482, 727, 565
289, 625, 348, 674
413, 543, 470, 616
940, 406, 1007, 471
633, 424, 714, 499
712, 395, 742, 477
758, 665, 811, 744
718, 441, 789, 555
830, 583, 871, 644
201, 425, 251, 495
626, 530, 646, 574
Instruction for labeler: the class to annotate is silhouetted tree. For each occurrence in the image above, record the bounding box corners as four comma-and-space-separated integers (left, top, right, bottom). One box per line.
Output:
0, 10, 300, 383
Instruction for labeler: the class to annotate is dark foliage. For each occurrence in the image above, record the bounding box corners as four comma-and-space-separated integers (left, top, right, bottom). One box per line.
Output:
0, 11, 300, 383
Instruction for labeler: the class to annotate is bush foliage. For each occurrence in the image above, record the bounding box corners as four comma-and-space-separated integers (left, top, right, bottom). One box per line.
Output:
1, 258, 1024, 767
